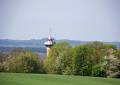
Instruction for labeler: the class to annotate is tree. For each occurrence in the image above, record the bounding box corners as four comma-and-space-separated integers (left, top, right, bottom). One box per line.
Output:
86, 41, 106, 65
0, 51, 5, 63
72, 45, 93, 76
4, 49, 44, 73
107, 50, 120, 78
72, 41, 114, 77
44, 42, 73, 74
0, 51, 7, 72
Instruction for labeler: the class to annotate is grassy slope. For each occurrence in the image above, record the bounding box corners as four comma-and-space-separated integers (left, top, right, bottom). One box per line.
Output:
0, 73, 119, 85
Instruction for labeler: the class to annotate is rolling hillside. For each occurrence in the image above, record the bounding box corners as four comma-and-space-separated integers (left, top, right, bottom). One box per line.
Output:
0, 39, 120, 48
0, 39, 120, 58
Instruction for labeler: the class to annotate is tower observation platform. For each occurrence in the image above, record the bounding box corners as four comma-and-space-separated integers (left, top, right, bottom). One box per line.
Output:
44, 35, 55, 56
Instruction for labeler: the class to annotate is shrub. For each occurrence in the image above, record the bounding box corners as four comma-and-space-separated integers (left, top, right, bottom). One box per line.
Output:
108, 72, 120, 78
92, 64, 106, 77
4, 49, 44, 73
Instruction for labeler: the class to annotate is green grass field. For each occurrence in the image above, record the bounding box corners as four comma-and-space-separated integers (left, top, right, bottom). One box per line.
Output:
0, 73, 119, 85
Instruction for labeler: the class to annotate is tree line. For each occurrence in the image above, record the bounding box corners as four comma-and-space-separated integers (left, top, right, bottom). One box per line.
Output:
0, 41, 120, 78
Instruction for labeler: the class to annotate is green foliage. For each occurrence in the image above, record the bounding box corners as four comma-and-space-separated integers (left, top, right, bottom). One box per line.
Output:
113, 50, 120, 59
72, 41, 116, 77
0, 63, 4, 72
72, 45, 93, 76
0, 41, 119, 78
0, 52, 6, 72
44, 41, 119, 78
104, 44, 117, 50
44, 42, 73, 74
86, 41, 107, 65
92, 64, 106, 77
107, 50, 120, 78
4, 49, 44, 73
108, 72, 120, 78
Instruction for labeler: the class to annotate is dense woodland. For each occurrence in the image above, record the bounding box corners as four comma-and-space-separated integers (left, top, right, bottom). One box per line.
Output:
0, 41, 120, 78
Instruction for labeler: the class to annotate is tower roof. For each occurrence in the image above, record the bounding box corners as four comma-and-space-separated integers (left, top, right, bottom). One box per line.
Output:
44, 35, 55, 46
48, 35, 53, 40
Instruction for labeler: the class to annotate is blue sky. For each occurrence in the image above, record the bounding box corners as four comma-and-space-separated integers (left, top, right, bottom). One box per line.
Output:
0, 0, 120, 41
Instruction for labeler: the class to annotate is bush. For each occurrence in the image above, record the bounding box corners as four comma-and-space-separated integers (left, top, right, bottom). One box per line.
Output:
4, 49, 44, 73
108, 72, 120, 78
0, 63, 4, 72
92, 64, 106, 77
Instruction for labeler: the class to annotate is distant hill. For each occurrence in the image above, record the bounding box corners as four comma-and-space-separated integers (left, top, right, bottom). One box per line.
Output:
0, 39, 120, 54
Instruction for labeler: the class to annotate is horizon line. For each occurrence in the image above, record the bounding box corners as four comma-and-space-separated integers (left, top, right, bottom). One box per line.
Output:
0, 38, 120, 42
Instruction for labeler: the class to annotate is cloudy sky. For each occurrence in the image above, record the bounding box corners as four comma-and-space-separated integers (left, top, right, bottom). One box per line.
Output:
0, 0, 120, 41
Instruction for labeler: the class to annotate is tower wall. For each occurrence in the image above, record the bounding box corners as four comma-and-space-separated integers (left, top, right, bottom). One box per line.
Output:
46, 47, 51, 56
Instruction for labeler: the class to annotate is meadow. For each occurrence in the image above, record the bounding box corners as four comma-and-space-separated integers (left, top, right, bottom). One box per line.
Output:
0, 73, 119, 85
